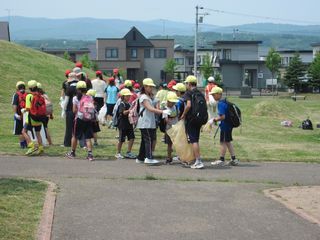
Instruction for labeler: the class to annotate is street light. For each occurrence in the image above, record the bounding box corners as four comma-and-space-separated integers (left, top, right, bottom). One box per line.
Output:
194, 6, 209, 85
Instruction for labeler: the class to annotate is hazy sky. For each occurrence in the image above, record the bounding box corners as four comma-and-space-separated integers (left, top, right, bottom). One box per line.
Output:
1, 0, 319, 26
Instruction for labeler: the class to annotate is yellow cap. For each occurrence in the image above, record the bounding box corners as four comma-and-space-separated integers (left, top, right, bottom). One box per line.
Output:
120, 88, 133, 96
184, 75, 197, 83
16, 81, 25, 89
86, 89, 96, 97
172, 83, 186, 92
76, 81, 87, 89
124, 80, 132, 87
142, 78, 156, 87
210, 86, 223, 95
36, 82, 42, 89
27, 80, 38, 88
166, 91, 179, 103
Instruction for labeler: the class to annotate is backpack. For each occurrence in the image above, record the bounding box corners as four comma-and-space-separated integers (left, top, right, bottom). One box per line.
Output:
190, 89, 208, 126
30, 92, 47, 121
17, 91, 27, 112
112, 100, 123, 128
79, 95, 95, 121
301, 118, 313, 130
128, 98, 145, 126
43, 95, 53, 115
223, 99, 242, 128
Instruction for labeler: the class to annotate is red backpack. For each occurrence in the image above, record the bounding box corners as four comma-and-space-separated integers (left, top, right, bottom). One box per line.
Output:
30, 92, 47, 120
17, 91, 27, 112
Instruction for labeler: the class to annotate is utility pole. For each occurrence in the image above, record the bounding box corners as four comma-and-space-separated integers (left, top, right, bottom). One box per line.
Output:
193, 5, 199, 80
233, 28, 239, 40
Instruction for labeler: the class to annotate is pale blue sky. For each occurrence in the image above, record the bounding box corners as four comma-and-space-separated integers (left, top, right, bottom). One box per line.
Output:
1, 0, 319, 26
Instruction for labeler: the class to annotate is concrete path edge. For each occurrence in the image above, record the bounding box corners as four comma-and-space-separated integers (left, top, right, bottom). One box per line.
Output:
264, 187, 320, 227
36, 180, 57, 240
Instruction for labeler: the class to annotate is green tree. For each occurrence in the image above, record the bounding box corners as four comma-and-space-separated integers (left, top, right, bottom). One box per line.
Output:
284, 53, 305, 92
164, 58, 177, 80
63, 51, 72, 61
200, 53, 213, 80
79, 54, 92, 69
308, 52, 320, 91
266, 48, 281, 92
213, 71, 223, 86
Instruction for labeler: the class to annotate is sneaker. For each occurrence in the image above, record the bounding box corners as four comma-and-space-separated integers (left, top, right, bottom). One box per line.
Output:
115, 153, 124, 159
229, 159, 239, 166
172, 156, 180, 162
144, 158, 160, 165
87, 154, 94, 161
211, 160, 225, 166
125, 152, 136, 159
66, 151, 76, 159
136, 158, 144, 164
36, 146, 44, 155
26, 147, 38, 156
190, 161, 204, 169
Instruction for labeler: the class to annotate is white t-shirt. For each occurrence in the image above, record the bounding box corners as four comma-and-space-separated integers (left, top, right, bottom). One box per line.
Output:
136, 94, 156, 129
72, 96, 83, 119
91, 79, 107, 98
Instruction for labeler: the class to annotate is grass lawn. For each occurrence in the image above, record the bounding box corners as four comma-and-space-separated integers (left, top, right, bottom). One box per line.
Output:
0, 178, 47, 240
0, 40, 320, 162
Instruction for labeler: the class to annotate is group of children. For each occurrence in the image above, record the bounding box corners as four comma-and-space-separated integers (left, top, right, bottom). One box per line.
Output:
12, 62, 238, 168
12, 80, 53, 155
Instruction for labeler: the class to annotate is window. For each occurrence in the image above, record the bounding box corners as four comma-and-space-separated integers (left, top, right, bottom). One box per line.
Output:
154, 49, 167, 58
106, 48, 118, 58
131, 48, 137, 58
175, 58, 184, 65
188, 57, 194, 65
222, 49, 231, 60
144, 48, 151, 58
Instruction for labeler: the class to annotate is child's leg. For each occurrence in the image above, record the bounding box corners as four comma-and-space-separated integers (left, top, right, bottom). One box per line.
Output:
117, 141, 123, 154
45, 128, 53, 145
22, 127, 32, 145
226, 142, 235, 157
71, 136, 77, 152
93, 132, 98, 144
127, 139, 134, 153
35, 130, 43, 146
167, 143, 173, 159
219, 142, 227, 159
86, 139, 92, 152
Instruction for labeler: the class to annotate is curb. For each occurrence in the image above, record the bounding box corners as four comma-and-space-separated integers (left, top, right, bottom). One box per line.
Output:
264, 187, 320, 227
37, 181, 57, 240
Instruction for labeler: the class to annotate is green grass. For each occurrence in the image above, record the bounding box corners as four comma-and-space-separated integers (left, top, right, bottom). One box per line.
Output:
0, 40, 320, 162
0, 178, 47, 240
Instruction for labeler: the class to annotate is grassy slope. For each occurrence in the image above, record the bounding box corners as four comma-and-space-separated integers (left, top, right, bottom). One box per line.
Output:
0, 40, 319, 162
0, 179, 47, 240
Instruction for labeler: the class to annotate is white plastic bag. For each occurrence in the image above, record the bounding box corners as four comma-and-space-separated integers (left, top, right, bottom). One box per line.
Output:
98, 105, 107, 125
167, 120, 195, 164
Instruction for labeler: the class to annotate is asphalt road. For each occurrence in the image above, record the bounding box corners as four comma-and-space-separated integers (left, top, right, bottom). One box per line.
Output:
0, 156, 319, 240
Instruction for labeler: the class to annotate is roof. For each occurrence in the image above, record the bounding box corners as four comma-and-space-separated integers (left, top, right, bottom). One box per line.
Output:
213, 40, 263, 45
310, 42, 320, 47
277, 50, 313, 54
123, 27, 153, 48
0, 22, 10, 41
40, 48, 90, 54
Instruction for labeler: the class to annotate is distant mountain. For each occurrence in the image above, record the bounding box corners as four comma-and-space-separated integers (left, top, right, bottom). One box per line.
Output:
1, 16, 320, 41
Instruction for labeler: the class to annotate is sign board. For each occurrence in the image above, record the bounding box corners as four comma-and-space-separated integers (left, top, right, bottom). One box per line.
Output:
266, 79, 277, 86
257, 73, 264, 79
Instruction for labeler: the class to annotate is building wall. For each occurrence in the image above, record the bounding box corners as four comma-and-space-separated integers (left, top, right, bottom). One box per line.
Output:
0, 22, 10, 41
214, 44, 259, 61
313, 46, 320, 58
221, 65, 243, 88
279, 52, 313, 66
96, 39, 127, 60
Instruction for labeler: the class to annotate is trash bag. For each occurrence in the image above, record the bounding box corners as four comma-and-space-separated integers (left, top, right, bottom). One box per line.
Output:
98, 105, 107, 125
167, 120, 195, 164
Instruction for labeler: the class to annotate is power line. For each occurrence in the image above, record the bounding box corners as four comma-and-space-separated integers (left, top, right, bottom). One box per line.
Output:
205, 8, 320, 25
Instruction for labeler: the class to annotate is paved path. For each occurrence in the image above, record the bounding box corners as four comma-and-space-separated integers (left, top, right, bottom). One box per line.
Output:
0, 156, 320, 240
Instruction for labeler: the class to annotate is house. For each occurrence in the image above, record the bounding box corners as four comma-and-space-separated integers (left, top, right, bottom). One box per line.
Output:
95, 27, 174, 83
174, 45, 213, 82
311, 42, 320, 58
277, 50, 313, 67
212, 41, 272, 89
40, 48, 90, 62
0, 22, 10, 41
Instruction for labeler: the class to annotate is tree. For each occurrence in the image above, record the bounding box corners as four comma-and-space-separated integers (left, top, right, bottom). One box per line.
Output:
266, 48, 281, 93
308, 52, 320, 91
63, 51, 72, 61
213, 71, 223, 86
164, 58, 177, 80
283, 53, 305, 92
79, 54, 98, 71
200, 53, 213, 81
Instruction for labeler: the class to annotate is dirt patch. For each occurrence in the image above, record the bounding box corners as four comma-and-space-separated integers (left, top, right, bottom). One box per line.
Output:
264, 186, 320, 226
